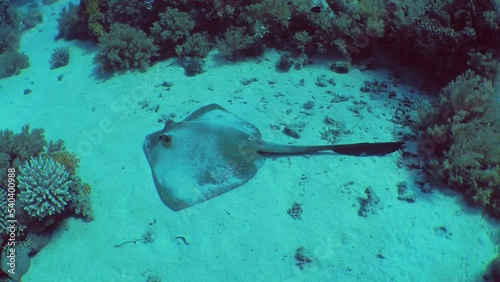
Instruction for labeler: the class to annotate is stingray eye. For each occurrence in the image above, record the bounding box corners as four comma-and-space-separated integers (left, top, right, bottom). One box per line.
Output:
159, 135, 172, 146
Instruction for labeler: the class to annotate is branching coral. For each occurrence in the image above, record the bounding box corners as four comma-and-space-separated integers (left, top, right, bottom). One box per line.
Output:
0, 51, 29, 78
105, 0, 152, 30
0, 26, 20, 54
69, 181, 93, 221
385, 0, 500, 81
216, 27, 259, 60
248, 0, 292, 27
56, 3, 89, 41
418, 70, 500, 214
151, 7, 195, 54
18, 156, 73, 219
94, 23, 158, 72
175, 33, 211, 58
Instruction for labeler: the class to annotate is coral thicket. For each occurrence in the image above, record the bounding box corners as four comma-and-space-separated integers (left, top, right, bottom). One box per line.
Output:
417, 70, 500, 214
18, 156, 73, 219
94, 23, 158, 71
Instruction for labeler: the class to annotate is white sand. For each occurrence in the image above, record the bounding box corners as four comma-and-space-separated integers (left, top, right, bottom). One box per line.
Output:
0, 2, 498, 281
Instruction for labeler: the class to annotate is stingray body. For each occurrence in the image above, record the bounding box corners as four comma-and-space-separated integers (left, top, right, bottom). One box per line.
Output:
143, 104, 403, 211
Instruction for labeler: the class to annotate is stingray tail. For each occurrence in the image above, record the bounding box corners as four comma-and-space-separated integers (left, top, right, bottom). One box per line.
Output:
258, 141, 404, 156
327, 142, 405, 156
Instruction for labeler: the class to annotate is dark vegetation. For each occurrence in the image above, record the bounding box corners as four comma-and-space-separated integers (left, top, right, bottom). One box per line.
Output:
415, 70, 500, 215
0, 51, 29, 78
47, 0, 498, 81
0, 0, 29, 77
94, 23, 158, 72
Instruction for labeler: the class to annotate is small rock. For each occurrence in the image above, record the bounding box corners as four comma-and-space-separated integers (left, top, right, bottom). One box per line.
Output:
358, 187, 380, 217
397, 194, 416, 203
283, 126, 300, 139
415, 174, 426, 185
421, 183, 432, 193
241, 78, 258, 86
287, 202, 303, 220
330, 61, 349, 74
301, 100, 315, 116
295, 247, 313, 269
315, 76, 328, 87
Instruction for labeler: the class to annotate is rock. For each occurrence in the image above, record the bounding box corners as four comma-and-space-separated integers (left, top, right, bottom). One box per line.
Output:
27, 232, 51, 253
283, 126, 300, 139
415, 174, 426, 185
358, 187, 380, 217
397, 194, 416, 203
315, 75, 328, 87
295, 247, 313, 269
421, 183, 432, 193
330, 61, 349, 74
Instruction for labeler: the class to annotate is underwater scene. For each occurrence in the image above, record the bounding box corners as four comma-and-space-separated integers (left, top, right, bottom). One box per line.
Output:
0, 0, 499, 281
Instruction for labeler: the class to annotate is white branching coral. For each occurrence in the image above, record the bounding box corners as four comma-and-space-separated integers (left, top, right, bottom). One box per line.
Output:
18, 156, 72, 219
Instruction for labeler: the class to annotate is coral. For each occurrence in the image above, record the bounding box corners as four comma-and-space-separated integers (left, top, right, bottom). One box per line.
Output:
105, 0, 152, 29
0, 51, 29, 78
182, 56, 205, 76
86, 0, 104, 37
216, 27, 259, 60
0, 26, 20, 53
151, 7, 195, 53
56, 3, 89, 41
69, 181, 93, 221
6, 125, 45, 167
0, 125, 47, 190
46, 139, 66, 154
385, 0, 500, 81
94, 23, 158, 72
365, 16, 384, 38
20, 7, 43, 31
292, 31, 312, 52
358, 0, 387, 19
418, 70, 500, 215
49, 150, 80, 176
49, 47, 70, 69
467, 51, 499, 81
0, 0, 20, 30
248, 0, 291, 27
18, 156, 72, 219
175, 33, 211, 58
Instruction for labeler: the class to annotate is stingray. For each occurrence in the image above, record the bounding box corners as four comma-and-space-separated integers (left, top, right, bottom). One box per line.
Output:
143, 104, 403, 211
